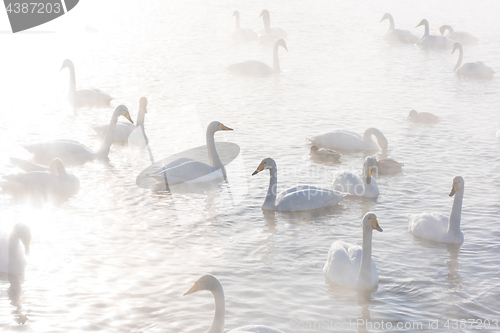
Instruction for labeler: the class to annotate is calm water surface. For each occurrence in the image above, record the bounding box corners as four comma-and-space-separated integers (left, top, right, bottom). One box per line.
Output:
0, 0, 500, 332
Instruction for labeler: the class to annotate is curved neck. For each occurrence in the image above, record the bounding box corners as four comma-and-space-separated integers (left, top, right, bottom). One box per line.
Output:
454, 44, 463, 71
263, 167, 278, 209
137, 105, 146, 128
442, 25, 453, 35
448, 188, 464, 237
97, 110, 121, 158
387, 15, 394, 31
55, 162, 69, 180
423, 21, 429, 37
208, 283, 225, 333
364, 128, 385, 150
273, 43, 281, 73
263, 14, 271, 34
357, 226, 373, 289
206, 129, 226, 177
234, 13, 240, 30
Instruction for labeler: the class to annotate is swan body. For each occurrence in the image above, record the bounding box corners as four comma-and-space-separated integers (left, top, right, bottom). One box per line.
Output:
324, 213, 383, 290
407, 109, 439, 124
375, 158, 403, 176
409, 176, 464, 244
228, 39, 287, 77
416, 19, 454, 49
184, 274, 285, 333
60, 59, 112, 108
310, 128, 388, 153
380, 13, 418, 44
310, 146, 341, 163
440, 25, 478, 45
258, 9, 287, 47
1, 158, 79, 195
231, 11, 258, 43
93, 97, 149, 144
0, 224, 31, 276
452, 42, 494, 79
333, 157, 379, 198
23, 105, 133, 165
149, 122, 232, 186
252, 157, 345, 211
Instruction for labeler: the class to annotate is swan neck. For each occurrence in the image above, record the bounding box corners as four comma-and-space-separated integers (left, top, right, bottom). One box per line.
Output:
263, 167, 278, 209
97, 110, 120, 157
424, 21, 429, 37
56, 162, 69, 180
137, 106, 146, 127
455, 45, 463, 71
234, 14, 240, 30
273, 43, 281, 73
357, 226, 373, 288
206, 129, 226, 177
448, 188, 463, 236
8, 233, 23, 275
263, 15, 271, 34
68, 64, 76, 95
388, 15, 394, 31
208, 283, 225, 333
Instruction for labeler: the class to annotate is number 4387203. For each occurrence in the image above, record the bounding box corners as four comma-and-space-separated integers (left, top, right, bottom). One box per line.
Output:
444, 319, 498, 330
6, 2, 62, 14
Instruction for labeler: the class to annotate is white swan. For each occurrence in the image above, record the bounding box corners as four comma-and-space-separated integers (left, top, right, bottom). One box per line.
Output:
0, 224, 31, 276
440, 25, 478, 45
23, 105, 133, 165
374, 158, 403, 176
416, 19, 454, 50
309, 128, 388, 153
258, 9, 287, 47
452, 42, 494, 79
231, 11, 258, 43
310, 146, 341, 163
149, 121, 232, 185
323, 212, 383, 290
380, 13, 418, 44
228, 39, 287, 77
409, 176, 464, 244
184, 274, 286, 333
1, 158, 79, 195
252, 157, 345, 211
93, 97, 149, 144
60, 59, 112, 108
407, 109, 439, 124
333, 157, 379, 198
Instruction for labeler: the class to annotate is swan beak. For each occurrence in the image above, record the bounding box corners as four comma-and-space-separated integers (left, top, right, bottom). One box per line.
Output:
370, 218, 383, 232
124, 111, 134, 124
449, 183, 458, 197
252, 163, 265, 176
366, 168, 372, 184
220, 124, 233, 131
183, 281, 200, 296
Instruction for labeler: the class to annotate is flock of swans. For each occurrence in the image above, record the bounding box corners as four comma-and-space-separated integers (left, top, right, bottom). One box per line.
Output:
0, 9, 486, 333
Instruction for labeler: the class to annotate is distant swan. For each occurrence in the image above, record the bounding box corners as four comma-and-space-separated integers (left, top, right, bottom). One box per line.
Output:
407, 109, 439, 124
23, 105, 133, 165
416, 19, 454, 50
0, 224, 31, 276
1, 158, 79, 195
333, 157, 379, 198
252, 157, 345, 211
60, 59, 112, 108
408, 176, 464, 244
93, 97, 149, 144
258, 9, 287, 47
231, 11, 258, 43
440, 25, 478, 45
375, 158, 403, 176
309, 128, 388, 153
310, 146, 341, 163
452, 42, 494, 79
323, 212, 383, 290
149, 121, 233, 185
380, 13, 418, 44
228, 39, 287, 77
185, 274, 286, 333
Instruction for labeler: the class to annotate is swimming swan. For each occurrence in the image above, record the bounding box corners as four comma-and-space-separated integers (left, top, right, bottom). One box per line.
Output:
310, 146, 341, 163
416, 19, 454, 50
323, 212, 383, 290
407, 110, 439, 124
23, 105, 133, 165
93, 97, 149, 144
0, 224, 31, 276
440, 25, 478, 45
1, 158, 79, 195
252, 157, 345, 211
184, 274, 286, 333
452, 42, 494, 79
258, 9, 287, 44
309, 128, 388, 153
149, 121, 233, 185
231, 11, 258, 43
60, 59, 112, 108
374, 158, 403, 176
408, 176, 464, 244
380, 13, 418, 44
228, 39, 287, 77
333, 157, 379, 198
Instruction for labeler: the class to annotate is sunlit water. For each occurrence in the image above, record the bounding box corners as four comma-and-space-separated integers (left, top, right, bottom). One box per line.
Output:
1, 0, 500, 332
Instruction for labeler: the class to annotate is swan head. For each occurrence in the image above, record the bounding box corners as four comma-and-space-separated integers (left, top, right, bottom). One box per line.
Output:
363, 157, 377, 185
451, 42, 462, 54
252, 157, 276, 176
184, 274, 221, 295
310, 146, 320, 154
139, 97, 148, 113
416, 19, 428, 28
231, 10, 239, 18
259, 9, 269, 18
275, 39, 288, 52
407, 109, 418, 119
449, 176, 464, 197
114, 105, 134, 124
362, 212, 383, 232
60, 59, 74, 71
12, 224, 31, 255
207, 121, 233, 135
379, 13, 391, 23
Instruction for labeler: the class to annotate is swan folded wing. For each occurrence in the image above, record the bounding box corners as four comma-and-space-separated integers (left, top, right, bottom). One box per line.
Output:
385, 29, 418, 44
25, 141, 94, 164
323, 241, 361, 288
3, 172, 60, 192
408, 212, 449, 241
228, 325, 286, 333
10, 157, 47, 172
275, 185, 344, 211
76, 88, 112, 107
310, 131, 365, 151
333, 172, 362, 191
228, 60, 274, 77
150, 158, 219, 185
